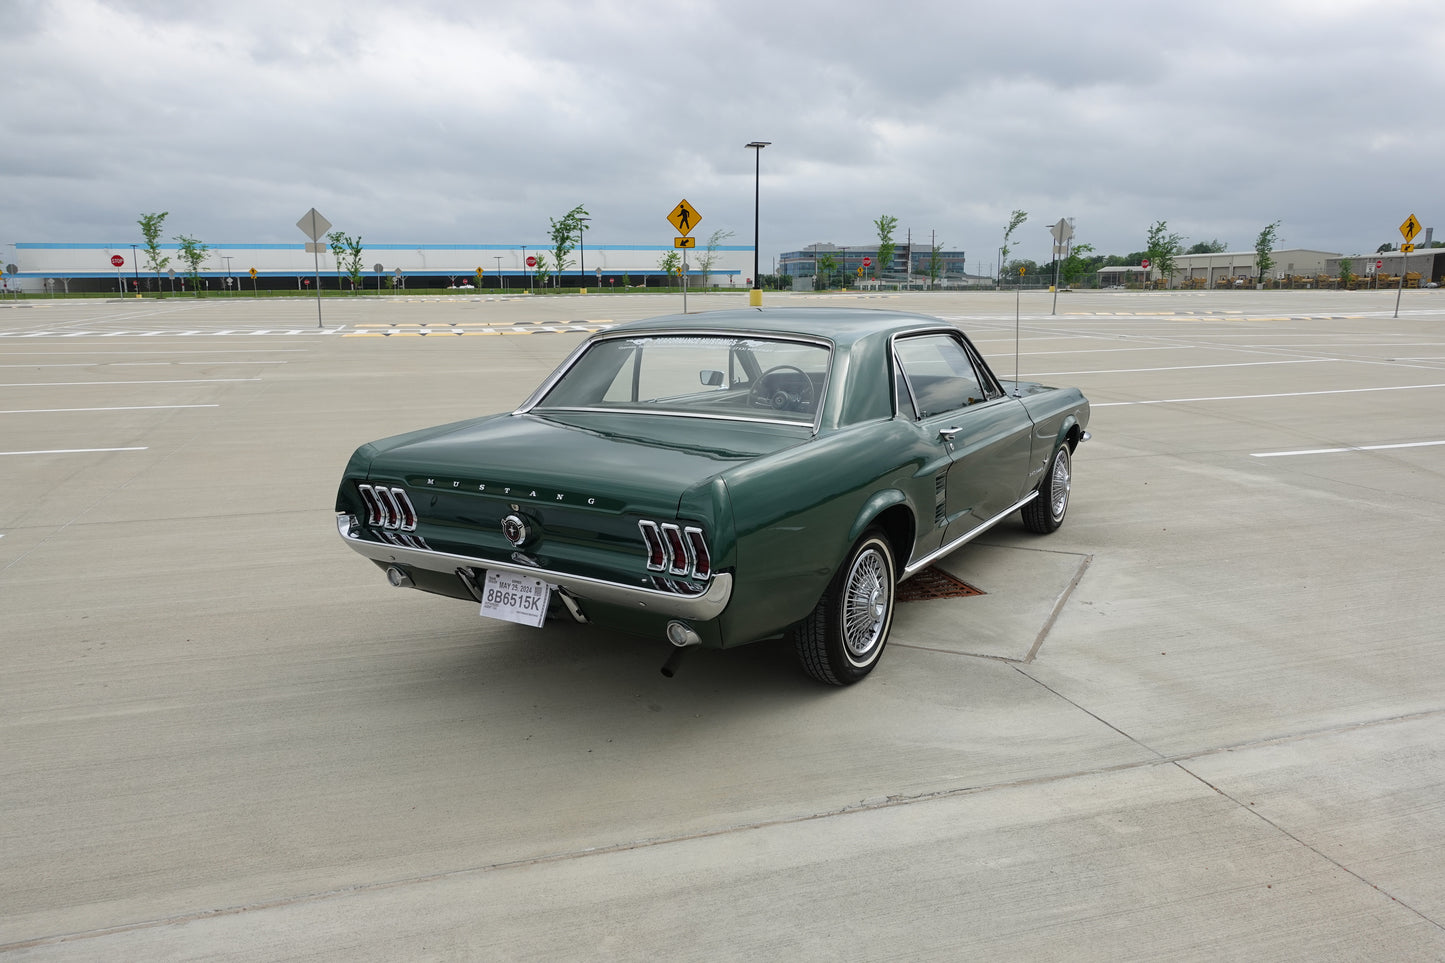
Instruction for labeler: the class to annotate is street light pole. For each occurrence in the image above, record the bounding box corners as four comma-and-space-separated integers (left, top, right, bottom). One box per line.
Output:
746, 141, 770, 307
494, 255, 503, 291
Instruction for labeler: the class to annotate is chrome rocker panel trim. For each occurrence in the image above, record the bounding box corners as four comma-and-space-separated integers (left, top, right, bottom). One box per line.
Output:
337, 513, 733, 621
901, 492, 1038, 579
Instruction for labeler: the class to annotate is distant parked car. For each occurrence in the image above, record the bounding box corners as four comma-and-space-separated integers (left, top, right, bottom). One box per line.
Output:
336, 308, 1090, 684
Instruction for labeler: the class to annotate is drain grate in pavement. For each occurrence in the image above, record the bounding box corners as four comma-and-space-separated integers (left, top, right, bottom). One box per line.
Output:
897, 566, 985, 602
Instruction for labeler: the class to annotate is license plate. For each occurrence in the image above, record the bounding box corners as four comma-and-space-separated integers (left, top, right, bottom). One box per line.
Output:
479, 570, 551, 628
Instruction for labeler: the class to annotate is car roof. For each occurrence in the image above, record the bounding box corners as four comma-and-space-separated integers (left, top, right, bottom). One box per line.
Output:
606, 307, 950, 347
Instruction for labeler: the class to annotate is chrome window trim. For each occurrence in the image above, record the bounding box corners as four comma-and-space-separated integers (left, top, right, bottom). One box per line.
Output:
533, 405, 816, 429
516, 329, 834, 435
339, 513, 733, 621
889, 327, 1008, 421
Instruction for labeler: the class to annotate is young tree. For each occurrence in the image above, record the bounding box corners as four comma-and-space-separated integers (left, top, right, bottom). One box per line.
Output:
1339, 257, 1354, 288
326, 231, 347, 290
815, 252, 839, 290
1144, 220, 1184, 287
873, 214, 898, 282
137, 211, 170, 294
532, 253, 551, 289
548, 204, 589, 287
657, 250, 681, 290
695, 228, 734, 288
1000, 209, 1028, 284
343, 235, 364, 293
926, 242, 944, 289
1060, 242, 1097, 285
174, 234, 210, 296
1254, 220, 1281, 286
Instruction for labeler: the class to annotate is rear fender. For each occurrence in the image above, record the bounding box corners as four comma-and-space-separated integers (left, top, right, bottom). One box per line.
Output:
848, 489, 916, 569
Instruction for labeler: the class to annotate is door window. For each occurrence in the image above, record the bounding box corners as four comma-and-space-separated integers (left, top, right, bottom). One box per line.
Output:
894, 335, 988, 419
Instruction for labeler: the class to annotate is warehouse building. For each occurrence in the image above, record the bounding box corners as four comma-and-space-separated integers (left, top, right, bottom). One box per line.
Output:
1, 240, 755, 294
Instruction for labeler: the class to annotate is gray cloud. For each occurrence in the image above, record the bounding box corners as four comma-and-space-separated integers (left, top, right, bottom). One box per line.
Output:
3, 0, 1441, 263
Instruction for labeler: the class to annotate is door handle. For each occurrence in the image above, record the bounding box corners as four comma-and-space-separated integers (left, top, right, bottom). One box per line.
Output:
940, 426, 962, 441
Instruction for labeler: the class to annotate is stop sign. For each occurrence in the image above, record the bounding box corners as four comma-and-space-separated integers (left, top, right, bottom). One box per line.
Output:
1377, 260, 1383, 269
863, 257, 872, 267
110, 255, 124, 267
526, 256, 538, 267
1141, 258, 1151, 269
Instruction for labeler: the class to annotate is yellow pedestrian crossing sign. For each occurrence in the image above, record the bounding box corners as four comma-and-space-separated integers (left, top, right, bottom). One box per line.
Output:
668, 200, 700, 236
1401, 214, 1421, 242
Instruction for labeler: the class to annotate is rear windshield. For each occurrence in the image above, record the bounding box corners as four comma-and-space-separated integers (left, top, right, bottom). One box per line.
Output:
535, 335, 830, 425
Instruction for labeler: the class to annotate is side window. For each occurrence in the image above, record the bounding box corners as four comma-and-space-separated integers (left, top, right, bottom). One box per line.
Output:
893, 357, 917, 419
894, 335, 986, 419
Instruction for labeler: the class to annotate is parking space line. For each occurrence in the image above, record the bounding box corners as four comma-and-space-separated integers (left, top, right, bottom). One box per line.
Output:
1252, 440, 1445, 458
0, 404, 220, 414
1033, 359, 1332, 377
0, 378, 261, 388
0, 361, 288, 368
0, 447, 148, 456
1094, 382, 1445, 406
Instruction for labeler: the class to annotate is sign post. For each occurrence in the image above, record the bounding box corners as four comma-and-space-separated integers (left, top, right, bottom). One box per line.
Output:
667, 199, 701, 313
1049, 218, 1074, 314
1396, 213, 1421, 318
296, 207, 332, 327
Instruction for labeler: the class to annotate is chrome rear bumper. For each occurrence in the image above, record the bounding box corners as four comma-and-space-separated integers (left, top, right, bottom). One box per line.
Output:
337, 514, 733, 621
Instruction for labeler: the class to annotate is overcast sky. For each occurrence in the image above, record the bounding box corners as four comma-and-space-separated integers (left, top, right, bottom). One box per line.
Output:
4, 0, 1443, 269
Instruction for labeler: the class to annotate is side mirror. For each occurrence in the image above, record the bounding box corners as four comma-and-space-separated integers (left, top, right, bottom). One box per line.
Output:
699, 369, 725, 387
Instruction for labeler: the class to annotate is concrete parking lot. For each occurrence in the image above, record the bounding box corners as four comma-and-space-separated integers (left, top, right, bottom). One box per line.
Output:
3, 288, 1443, 959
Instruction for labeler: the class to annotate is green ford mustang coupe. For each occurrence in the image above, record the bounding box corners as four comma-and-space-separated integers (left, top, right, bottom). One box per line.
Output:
336, 308, 1089, 685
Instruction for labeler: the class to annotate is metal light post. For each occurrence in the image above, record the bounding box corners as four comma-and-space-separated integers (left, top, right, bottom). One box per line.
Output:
130, 244, 140, 298
494, 256, 503, 291
746, 141, 770, 307
577, 216, 591, 292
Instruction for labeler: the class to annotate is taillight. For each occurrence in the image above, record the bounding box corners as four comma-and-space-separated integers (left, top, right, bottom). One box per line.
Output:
685, 527, 710, 579
639, 519, 711, 580
661, 524, 690, 575
639, 521, 667, 571
358, 484, 418, 532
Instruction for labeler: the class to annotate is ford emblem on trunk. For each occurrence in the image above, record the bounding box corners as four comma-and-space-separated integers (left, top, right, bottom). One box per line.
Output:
501, 513, 529, 547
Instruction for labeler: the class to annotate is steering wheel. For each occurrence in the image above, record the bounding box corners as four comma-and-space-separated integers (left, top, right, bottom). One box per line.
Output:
748, 364, 815, 412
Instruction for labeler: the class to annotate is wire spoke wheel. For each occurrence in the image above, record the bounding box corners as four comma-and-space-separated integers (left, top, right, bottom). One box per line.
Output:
1048, 445, 1071, 521
793, 529, 896, 685
1022, 441, 1073, 535
842, 547, 889, 663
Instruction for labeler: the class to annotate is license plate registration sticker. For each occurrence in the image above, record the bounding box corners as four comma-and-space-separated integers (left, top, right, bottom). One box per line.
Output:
479, 571, 552, 628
